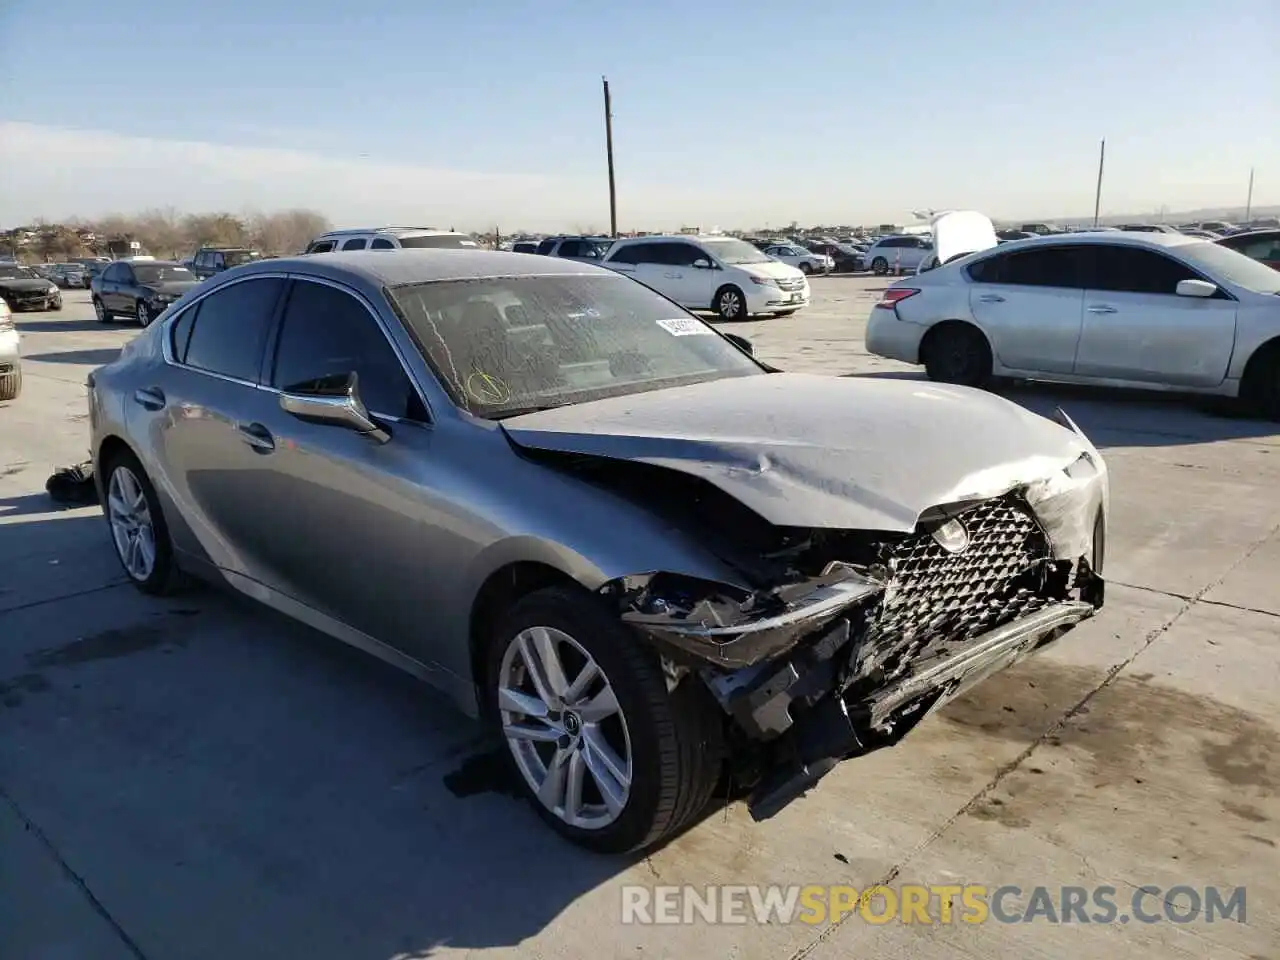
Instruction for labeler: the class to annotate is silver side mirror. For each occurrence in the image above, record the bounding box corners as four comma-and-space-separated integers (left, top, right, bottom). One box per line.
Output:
1175, 278, 1217, 298
279, 371, 390, 443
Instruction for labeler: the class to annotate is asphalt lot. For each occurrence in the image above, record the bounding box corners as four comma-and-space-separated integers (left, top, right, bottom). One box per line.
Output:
2, 281, 1277, 959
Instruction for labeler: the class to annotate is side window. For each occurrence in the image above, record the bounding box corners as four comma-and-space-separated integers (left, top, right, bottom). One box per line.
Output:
370, 238, 395, 250
557, 240, 585, 257
170, 306, 196, 362
1088, 246, 1196, 294
606, 243, 640, 265
120, 266, 137, 285
211, 253, 225, 270
969, 247, 1082, 287
666, 244, 703, 267
307, 240, 336, 254
341, 237, 368, 251
193, 252, 208, 269
1241, 237, 1280, 259
271, 280, 419, 420
101, 264, 121, 282
535, 239, 558, 256
182, 278, 285, 382
881, 238, 903, 248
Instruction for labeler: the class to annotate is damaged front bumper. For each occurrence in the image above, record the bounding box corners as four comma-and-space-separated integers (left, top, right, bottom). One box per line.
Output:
602, 453, 1107, 821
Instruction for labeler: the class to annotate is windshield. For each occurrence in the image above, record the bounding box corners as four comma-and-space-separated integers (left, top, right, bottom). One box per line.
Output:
698, 238, 773, 265
388, 274, 763, 419
397, 234, 480, 249
1178, 241, 1280, 294
134, 264, 196, 284
0, 265, 36, 279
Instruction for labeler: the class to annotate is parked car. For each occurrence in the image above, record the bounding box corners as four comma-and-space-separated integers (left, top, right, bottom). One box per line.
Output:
48, 263, 86, 288
802, 241, 864, 272
304, 227, 479, 254
91, 260, 200, 326
763, 243, 833, 275
0, 297, 19, 401
511, 240, 540, 254
865, 231, 1280, 419
603, 235, 809, 319
1216, 229, 1280, 271
533, 236, 613, 263
862, 235, 935, 275
0, 263, 62, 312
1115, 224, 1181, 234
1181, 220, 1237, 235
189, 247, 263, 280
996, 230, 1037, 244
88, 248, 1109, 852
1178, 229, 1223, 240
69, 257, 111, 288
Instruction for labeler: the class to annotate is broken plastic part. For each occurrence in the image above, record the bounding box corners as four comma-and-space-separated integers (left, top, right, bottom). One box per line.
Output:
602, 569, 883, 669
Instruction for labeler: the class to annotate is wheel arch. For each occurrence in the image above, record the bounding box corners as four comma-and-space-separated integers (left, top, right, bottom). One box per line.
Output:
919, 317, 993, 356
1240, 334, 1280, 388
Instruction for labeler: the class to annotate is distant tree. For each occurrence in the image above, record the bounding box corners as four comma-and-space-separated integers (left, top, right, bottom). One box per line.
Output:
134, 207, 184, 259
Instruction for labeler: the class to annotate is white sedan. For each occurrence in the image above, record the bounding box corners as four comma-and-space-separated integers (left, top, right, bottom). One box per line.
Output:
764, 244, 833, 275
865, 231, 1280, 419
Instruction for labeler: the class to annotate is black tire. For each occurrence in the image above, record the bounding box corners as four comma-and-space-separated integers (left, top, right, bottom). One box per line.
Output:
871, 256, 888, 276
47, 295, 61, 312
136, 300, 153, 327
799, 262, 812, 275
101, 448, 182, 595
486, 585, 723, 854
93, 297, 111, 323
713, 285, 748, 321
1240, 345, 1280, 421
921, 323, 993, 387
0, 367, 20, 402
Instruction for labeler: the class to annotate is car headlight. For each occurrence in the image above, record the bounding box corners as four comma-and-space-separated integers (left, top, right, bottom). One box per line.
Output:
749, 276, 778, 287
48, 282, 58, 293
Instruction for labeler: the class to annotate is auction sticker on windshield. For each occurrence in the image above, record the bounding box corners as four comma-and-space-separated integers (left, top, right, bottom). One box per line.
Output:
657, 317, 713, 336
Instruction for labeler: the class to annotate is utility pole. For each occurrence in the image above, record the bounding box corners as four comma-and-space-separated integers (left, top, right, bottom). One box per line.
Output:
1092, 138, 1106, 228
602, 76, 618, 237
1245, 167, 1255, 223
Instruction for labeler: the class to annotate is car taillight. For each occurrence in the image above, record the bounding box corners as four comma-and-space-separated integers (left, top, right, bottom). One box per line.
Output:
875, 287, 920, 309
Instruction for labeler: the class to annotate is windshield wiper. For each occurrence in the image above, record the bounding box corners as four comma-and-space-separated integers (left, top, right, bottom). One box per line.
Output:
489, 402, 570, 419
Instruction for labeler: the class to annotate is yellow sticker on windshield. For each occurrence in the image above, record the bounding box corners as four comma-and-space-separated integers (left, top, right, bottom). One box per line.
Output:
657, 317, 713, 336
466, 372, 511, 405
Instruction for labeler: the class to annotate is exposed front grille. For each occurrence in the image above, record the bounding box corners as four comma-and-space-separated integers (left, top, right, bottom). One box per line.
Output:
861, 496, 1050, 680
776, 277, 805, 291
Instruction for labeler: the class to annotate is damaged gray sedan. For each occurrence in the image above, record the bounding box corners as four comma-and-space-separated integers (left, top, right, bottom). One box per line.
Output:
88, 250, 1108, 853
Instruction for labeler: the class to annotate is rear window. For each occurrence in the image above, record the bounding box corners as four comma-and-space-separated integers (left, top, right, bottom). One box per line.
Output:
396, 234, 480, 249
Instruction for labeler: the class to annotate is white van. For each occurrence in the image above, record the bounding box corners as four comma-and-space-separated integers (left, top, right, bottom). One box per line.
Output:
305, 227, 479, 253
602, 235, 809, 320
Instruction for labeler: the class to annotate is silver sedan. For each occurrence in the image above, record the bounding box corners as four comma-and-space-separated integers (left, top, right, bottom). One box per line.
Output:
89, 250, 1109, 852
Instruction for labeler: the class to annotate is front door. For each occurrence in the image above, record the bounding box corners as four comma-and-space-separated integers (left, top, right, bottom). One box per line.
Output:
967, 245, 1086, 374
238, 277, 445, 658
1072, 245, 1237, 386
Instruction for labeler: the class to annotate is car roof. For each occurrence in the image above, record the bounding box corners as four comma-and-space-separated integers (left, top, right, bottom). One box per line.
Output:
231, 248, 612, 287
1221, 228, 1280, 241
992, 231, 1204, 252
316, 226, 464, 238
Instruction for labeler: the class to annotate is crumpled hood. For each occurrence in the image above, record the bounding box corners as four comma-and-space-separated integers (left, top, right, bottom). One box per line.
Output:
0, 278, 53, 293
501, 373, 1094, 531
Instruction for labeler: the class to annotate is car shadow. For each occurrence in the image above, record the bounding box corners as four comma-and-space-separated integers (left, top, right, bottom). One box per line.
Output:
0, 506, 638, 957
848, 371, 1280, 448
13, 318, 114, 333
23, 348, 121, 366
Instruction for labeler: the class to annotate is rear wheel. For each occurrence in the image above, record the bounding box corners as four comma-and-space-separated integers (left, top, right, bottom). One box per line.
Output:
921, 323, 993, 387
94, 297, 110, 323
487, 585, 723, 853
102, 449, 180, 594
0, 367, 21, 402
1240, 345, 1280, 421
798, 262, 812, 275
713, 285, 748, 321
871, 256, 888, 275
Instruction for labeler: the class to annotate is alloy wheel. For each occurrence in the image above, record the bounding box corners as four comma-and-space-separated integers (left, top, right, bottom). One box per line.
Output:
107, 465, 157, 582
498, 626, 633, 830
718, 289, 743, 320
94, 299, 107, 322
136, 301, 152, 327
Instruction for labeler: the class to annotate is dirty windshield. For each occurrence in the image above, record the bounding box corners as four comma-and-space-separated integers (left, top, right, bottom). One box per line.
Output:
0, 265, 37, 279
134, 264, 195, 283
698, 238, 774, 265
389, 274, 762, 417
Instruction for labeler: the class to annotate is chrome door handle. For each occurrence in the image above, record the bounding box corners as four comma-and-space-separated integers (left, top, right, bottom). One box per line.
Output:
236, 422, 275, 453
132, 386, 166, 410
1087, 305, 1117, 314
977, 294, 1005, 303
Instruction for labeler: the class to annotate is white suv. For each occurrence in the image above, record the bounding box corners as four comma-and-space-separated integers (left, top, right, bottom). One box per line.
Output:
863, 235, 934, 275
304, 227, 479, 253
602, 235, 809, 320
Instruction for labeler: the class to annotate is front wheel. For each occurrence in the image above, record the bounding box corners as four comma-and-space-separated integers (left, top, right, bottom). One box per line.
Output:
93, 297, 110, 323
136, 300, 153, 327
0, 366, 21, 402
1240, 347, 1280, 421
871, 256, 888, 275
799, 262, 812, 275
487, 586, 723, 853
713, 285, 747, 321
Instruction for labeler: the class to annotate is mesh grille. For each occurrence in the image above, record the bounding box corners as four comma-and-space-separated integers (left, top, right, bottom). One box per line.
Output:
864, 496, 1050, 676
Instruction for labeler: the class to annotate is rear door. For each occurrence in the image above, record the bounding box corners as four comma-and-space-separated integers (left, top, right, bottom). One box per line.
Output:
967, 245, 1086, 374
1073, 244, 1237, 386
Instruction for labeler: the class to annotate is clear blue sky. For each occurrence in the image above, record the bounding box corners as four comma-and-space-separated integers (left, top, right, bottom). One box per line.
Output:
1, 0, 1276, 230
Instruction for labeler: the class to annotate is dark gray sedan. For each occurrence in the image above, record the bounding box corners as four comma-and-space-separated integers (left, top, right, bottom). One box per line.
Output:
88, 250, 1109, 852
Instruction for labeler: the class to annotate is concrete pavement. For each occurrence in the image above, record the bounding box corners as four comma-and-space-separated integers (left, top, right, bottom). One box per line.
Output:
1, 283, 1276, 959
